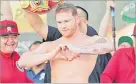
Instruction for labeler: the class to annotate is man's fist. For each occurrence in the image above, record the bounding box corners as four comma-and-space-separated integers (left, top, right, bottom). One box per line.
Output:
106, 0, 115, 11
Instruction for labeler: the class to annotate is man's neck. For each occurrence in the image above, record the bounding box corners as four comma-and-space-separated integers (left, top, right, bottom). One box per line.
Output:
79, 24, 87, 34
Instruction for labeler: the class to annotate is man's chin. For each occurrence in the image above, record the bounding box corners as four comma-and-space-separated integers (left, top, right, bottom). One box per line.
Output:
5, 48, 15, 53
6, 50, 14, 53
62, 34, 72, 38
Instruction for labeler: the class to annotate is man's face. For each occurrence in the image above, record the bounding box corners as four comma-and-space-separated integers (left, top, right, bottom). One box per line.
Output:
56, 10, 79, 37
0, 34, 18, 53
118, 42, 132, 49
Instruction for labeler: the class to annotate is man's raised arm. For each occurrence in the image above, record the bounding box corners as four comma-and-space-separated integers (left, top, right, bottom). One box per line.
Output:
24, 11, 48, 40
99, 0, 115, 37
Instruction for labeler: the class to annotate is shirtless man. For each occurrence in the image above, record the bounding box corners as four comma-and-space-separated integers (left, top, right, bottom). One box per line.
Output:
18, 3, 113, 83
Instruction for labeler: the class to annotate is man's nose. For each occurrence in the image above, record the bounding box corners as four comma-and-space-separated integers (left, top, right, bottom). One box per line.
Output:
61, 23, 66, 29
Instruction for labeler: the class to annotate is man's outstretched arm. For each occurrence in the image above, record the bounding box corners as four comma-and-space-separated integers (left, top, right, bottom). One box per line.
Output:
18, 42, 63, 68
66, 36, 113, 55
24, 11, 48, 40
84, 36, 113, 54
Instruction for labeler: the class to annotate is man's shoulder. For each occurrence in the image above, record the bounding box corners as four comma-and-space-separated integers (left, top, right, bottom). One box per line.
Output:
116, 47, 134, 53
42, 41, 55, 46
114, 47, 134, 56
45, 38, 62, 51
43, 38, 62, 46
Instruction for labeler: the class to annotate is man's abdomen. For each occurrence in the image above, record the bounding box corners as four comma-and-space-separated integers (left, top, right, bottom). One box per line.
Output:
51, 56, 97, 83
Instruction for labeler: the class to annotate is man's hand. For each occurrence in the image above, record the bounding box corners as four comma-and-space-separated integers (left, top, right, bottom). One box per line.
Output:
51, 45, 67, 60
59, 44, 80, 61
106, 0, 115, 11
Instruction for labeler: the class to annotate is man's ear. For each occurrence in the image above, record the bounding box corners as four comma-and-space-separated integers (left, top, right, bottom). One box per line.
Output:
85, 20, 88, 24
76, 15, 81, 24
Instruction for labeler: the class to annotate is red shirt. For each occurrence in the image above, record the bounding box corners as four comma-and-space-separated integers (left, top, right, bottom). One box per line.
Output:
100, 47, 136, 83
0, 51, 33, 83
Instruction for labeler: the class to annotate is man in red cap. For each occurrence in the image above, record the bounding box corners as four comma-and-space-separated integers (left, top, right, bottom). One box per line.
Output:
101, 25, 136, 83
0, 20, 33, 83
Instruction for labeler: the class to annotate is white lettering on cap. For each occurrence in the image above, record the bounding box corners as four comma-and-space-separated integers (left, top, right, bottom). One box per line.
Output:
7, 27, 12, 32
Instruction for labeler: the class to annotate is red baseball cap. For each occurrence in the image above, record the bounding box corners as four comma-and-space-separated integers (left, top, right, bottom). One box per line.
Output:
0, 20, 20, 36
132, 25, 136, 36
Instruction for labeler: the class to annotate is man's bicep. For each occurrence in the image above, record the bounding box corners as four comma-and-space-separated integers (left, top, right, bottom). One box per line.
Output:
88, 36, 113, 54
91, 35, 108, 44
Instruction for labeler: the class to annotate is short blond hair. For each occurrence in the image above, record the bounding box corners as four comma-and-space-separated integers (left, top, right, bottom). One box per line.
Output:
55, 3, 77, 16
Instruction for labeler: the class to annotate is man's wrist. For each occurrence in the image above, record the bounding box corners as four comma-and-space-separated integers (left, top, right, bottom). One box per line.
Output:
106, 9, 110, 15
45, 52, 54, 60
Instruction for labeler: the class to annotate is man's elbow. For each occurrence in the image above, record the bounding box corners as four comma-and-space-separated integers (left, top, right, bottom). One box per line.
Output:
97, 42, 114, 54
18, 52, 32, 68
18, 58, 33, 68
98, 46, 113, 54
17, 59, 26, 69
104, 40, 114, 53
106, 44, 114, 53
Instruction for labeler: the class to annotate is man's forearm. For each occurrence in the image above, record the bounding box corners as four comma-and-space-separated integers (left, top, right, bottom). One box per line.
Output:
98, 0, 115, 37
18, 44, 62, 68
99, 10, 110, 37
24, 11, 48, 39
18, 52, 55, 68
